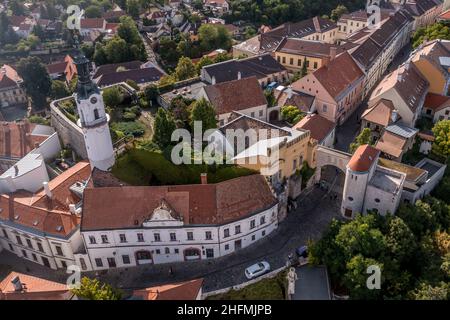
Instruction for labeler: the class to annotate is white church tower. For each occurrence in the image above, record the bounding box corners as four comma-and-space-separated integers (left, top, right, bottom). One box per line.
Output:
73, 50, 115, 171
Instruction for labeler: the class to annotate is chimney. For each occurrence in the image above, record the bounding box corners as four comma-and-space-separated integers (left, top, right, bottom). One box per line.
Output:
211, 76, 216, 85
200, 173, 207, 185
69, 204, 77, 215
237, 71, 241, 80
287, 85, 293, 99
13, 165, 19, 176
330, 46, 337, 61
43, 181, 52, 199
313, 16, 320, 32
391, 109, 398, 123
11, 276, 23, 291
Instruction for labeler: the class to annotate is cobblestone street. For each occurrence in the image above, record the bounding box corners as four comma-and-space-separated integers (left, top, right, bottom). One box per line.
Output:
0, 184, 343, 294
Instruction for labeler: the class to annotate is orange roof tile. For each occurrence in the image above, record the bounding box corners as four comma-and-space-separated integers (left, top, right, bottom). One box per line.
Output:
424, 93, 450, 112
0, 272, 71, 300
133, 279, 203, 300
294, 113, 335, 143
348, 145, 380, 172
375, 131, 407, 158
0, 121, 48, 159
361, 99, 395, 127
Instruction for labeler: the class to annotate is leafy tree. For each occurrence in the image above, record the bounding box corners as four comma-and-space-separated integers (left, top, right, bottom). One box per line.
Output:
330, 4, 348, 21
412, 23, 450, 48
397, 200, 438, 238
344, 255, 383, 299
195, 56, 214, 74
143, 84, 159, 103
153, 107, 176, 148
198, 24, 232, 52
71, 277, 122, 300
93, 43, 108, 65
174, 57, 197, 81
385, 216, 416, 263
169, 96, 193, 128
349, 128, 372, 153
190, 98, 217, 133
126, 0, 140, 19
9, 0, 25, 15
102, 87, 124, 107
431, 120, 450, 159
112, 121, 145, 137
28, 115, 50, 125
17, 56, 51, 108
117, 16, 141, 45
51, 80, 70, 99
264, 90, 276, 108
104, 37, 128, 63
408, 281, 449, 300
32, 24, 46, 41
125, 79, 139, 90
158, 37, 180, 64
280, 105, 304, 124
85, 5, 103, 18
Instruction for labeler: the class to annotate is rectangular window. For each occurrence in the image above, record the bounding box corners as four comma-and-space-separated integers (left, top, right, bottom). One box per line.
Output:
2, 229, 8, 239
323, 104, 327, 112
61, 260, 67, 269
95, 258, 103, 267
282, 57, 286, 64
259, 110, 263, 117
251, 235, 256, 241
55, 245, 64, 256
153, 233, 160, 242
298, 59, 301, 66
225, 244, 229, 250
26, 239, 33, 249
101, 235, 108, 243
89, 236, 96, 244
170, 233, 176, 241
205, 231, 212, 240
206, 248, 214, 258
138, 233, 145, 242
174, 248, 179, 254
122, 255, 130, 264
155, 249, 161, 254
37, 242, 44, 252
260, 216, 266, 225
187, 232, 194, 241
290, 58, 294, 65
165, 247, 170, 254
32, 253, 37, 261
313, 62, 318, 69
235, 225, 241, 234
262, 230, 266, 236
16, 235, 23, 246
250, 220, 256, 229
119, 234, 127, 243
8, 243, 14, 251
21, 250, 27, 258
223, 228, 230, 238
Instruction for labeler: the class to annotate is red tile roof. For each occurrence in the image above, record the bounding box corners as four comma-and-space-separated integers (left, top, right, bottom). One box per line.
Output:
375, 131, 407, 158
361, 99, 395, 127
204, 76, 267, 115
348, 145, 380, 172
0, 272, 71, 300
0, 65, 22, 90
80, 18, 105, 29
424, 92, 450, 112
132, 279, 203, 300
0, 121, 48, 159
0, 162, 91, 237
81, 174, 277, 231
294, 113, 335, 143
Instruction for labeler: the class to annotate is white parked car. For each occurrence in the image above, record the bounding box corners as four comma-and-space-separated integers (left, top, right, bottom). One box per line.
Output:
245, 261, 271, 279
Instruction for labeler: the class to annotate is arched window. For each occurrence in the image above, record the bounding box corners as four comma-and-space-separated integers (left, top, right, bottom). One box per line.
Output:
94, 108, 99, 120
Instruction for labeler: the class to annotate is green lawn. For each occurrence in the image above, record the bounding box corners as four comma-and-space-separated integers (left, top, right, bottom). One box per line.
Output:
112, 148, 257, 186
207, 271, 287, 300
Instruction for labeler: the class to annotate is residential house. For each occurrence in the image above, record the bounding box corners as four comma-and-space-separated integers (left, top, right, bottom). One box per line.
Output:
437, 8, 450, 21
0, 272, 73, 300
80, 173, 279, 270
369, 62, 429, 127
204, 0, 230, 16
233, 17, 338, 58
92, 61, 165, 87
336, 9, 393, 40
422, 92, 450, 122
361, 98, 397, 142
403, 0, 444, 31
200, 54, 288, 87
79, 18, 106, 36
274, 39, 343, 74
291, 51, 365, 124
375, 123, 419, 161
147, 11, 166, 24
0, 65, 27, 108
132, 279, 203, 300
198, 76, 268, 125
350, 10, 414, 98
294, 113, 336, 148
0, 161, 91, 270
410, 39, 450, 96
46, 55, 77, 83
273, 85, 316, 121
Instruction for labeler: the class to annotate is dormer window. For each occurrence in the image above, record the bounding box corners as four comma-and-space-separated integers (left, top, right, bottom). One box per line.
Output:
94, 108, 99, 120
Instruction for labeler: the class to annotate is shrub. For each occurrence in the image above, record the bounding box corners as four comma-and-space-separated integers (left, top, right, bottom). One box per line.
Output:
111, 121, 145, 137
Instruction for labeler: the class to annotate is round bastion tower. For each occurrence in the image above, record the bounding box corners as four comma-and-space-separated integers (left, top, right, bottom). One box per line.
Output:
73, 50, 115, 171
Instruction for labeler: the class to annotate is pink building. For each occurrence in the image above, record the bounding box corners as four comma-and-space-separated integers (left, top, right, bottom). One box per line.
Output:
292, 52, 365, 124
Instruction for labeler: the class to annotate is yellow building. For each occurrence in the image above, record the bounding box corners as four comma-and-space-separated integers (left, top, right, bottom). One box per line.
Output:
410, 39, 450, 96
274, 38, 341, 73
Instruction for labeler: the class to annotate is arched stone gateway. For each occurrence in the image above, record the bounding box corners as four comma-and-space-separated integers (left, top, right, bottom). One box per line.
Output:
314, 146, 351, 183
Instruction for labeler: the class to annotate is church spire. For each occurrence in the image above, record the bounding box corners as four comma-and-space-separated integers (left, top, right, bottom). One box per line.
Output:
72, 35, 99, 100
